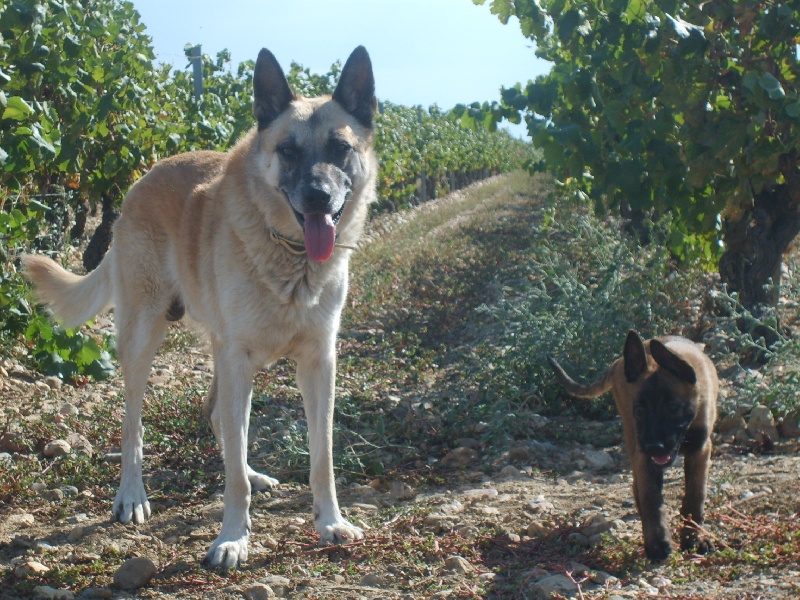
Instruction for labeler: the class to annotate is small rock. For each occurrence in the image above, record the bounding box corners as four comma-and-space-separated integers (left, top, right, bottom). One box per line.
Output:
66, 433, 93, 457
241, 584, 276, 600
526, 521, 550, 537
747, 405, 779, 442
262, 575, 291, 597
360, 573, 388, 587
113, 556, 157, 590
0, 452, 12, 466
717, 414, 746, 434
530, 574, 580, 600
15, 560, 50, 578
58, 402, 77, 415
0, 431, 28, 452
68, 525, 86, 543
583, 449, 615, 470
443, 555, 473, 574
43, 439, 71, 458
389, 480, 415, 500
441, 446, 478, 468
79, 588, 113, 599
779, 410, 800, 438
581, 514, 614, 537
498, 465, 523, 480
34, 586, 74, 600
40, 488, 65, 502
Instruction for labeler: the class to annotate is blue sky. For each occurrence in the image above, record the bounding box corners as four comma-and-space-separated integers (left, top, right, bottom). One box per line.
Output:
131, 0, 551, 137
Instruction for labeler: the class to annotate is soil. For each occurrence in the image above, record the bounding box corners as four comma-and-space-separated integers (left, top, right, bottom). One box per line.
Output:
2, 177, 799, 599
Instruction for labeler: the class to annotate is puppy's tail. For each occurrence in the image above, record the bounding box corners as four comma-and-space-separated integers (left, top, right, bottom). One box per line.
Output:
22, 250, 114, 328
547, 355, 614, 399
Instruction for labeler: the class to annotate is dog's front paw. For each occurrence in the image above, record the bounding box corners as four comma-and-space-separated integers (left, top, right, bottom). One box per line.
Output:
205, 534, 249, 569
645, 538, 673, 562
317, 517, 364, 545
247, 466, 279, 492
112, 482, 151, 524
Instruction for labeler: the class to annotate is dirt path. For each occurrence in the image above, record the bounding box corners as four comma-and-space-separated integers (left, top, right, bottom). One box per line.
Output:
2, 174, 800, 599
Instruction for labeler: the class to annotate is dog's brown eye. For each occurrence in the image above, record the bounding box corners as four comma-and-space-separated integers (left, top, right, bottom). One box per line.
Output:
331, 140, 352, 158
278, 143, 299, 160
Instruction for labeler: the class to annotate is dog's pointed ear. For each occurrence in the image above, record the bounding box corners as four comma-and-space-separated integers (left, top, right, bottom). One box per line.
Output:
253, 48, 296, 130
623, 330, 648, 383
333, 46, 376, 129
650, 339, 697, 384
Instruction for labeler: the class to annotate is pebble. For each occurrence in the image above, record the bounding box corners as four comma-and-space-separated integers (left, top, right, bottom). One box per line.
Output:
43, 439, 71, 458
747, 404, 779, 442
262, 575, 291, 597
33, 586, 74, 600
40, 488, 65, 502
15, 560, 50, 578
78, 588, 113, 599
526, 521, 550, 537
530, 574, 582, 599
360, 573, 389, 587
443, 555, 473, 574
113, 556, 157, 590
68, 525, 87, 542
241, 584, 276, 599
441, 446, 478, 467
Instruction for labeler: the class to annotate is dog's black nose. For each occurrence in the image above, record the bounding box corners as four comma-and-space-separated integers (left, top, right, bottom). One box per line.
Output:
645, 442, 666, 456
306, 186, 332, 209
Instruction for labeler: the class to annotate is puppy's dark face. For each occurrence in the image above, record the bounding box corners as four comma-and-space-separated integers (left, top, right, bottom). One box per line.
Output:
634, 371, 698, 467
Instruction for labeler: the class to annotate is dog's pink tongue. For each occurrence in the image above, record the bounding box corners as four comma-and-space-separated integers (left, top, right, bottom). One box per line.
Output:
304, 213, 336, 262
652, 453, 673, 466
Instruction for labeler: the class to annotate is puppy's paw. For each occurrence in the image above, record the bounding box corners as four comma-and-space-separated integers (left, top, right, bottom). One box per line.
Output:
112, 482, 151, 524
317, 518, 364, 545
247, 466, 279, 492
682, 535, 715, 555
645, 539, 673, 562
205, 535, 249, 570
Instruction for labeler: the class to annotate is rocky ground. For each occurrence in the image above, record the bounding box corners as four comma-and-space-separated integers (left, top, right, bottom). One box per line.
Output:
2, 176, 800, 599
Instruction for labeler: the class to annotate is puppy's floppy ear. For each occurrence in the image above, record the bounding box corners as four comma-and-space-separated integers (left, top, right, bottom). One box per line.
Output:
333, 46, 377, 129
650, 339, 697, 384
623, 329, 648, 383
253, 48, 296, 130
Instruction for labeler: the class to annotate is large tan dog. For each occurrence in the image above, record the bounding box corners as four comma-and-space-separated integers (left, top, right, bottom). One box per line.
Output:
23, 46, 377, 569
548, 330, 718, 561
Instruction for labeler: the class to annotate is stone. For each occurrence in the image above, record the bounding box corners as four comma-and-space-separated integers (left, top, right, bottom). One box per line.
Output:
58, 402, 78, 415
526, 521, 550, 537
717, 414, 746, 434
33, 587, 74, 600
360, 573, 388, 587
68, 525, 87, 543
15, 560, 50, 578
67, 432, 93, 457
443, 555, 473, 574
441, 446, 478, 468
40, 488, 65, 502
582, 449, 615, 470
779, 410, 800, 438
498, 465, 524, 480
389, 480, 415, 500
43, 439, 71, 458
747, 405, 779, 442
113, 556, 157, 590
78, 588, 113, 599
242, 584, 276, 599
530, 574, 580, 599
0, 431, 28, 452
262, 575, 291, 597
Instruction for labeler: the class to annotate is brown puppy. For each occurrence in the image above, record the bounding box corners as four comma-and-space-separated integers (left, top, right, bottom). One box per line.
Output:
548, 330, 718, 561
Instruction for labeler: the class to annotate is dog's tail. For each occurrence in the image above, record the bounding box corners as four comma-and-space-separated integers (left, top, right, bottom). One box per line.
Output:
22, 250, 114, 328
547, 355, 614, 399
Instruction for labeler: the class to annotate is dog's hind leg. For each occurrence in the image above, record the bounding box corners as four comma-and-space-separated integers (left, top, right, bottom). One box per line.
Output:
296, 347, 364, 545
113, 305, 167, 524
203, 346, 278, 491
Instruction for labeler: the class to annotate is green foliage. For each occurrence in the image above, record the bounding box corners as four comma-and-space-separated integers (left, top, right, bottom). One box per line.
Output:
474, 0, 800, 263
25, 315, 115, 382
